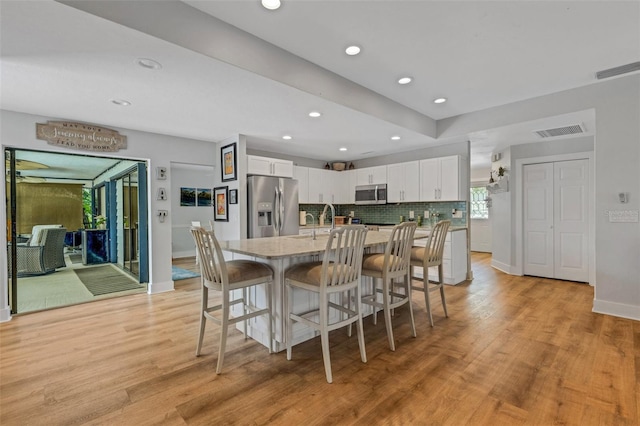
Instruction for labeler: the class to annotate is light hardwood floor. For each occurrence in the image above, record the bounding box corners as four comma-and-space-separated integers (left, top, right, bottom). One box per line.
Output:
1, 253, 638, 425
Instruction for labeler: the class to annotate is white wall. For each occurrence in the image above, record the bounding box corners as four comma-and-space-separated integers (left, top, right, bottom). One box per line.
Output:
440, 74, 640, 321
487, 148, 512, 272
0, 110, 215, 321
471, 167, 491, 183
170, 163, 215, 258
212, 134, 247, 242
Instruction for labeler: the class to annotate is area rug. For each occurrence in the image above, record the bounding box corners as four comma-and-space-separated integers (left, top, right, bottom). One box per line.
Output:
74, 265, 145, 296
172, 266, 200, 281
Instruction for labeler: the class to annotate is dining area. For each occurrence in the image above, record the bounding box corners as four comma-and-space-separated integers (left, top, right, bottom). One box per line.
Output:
189, 220, 451, 383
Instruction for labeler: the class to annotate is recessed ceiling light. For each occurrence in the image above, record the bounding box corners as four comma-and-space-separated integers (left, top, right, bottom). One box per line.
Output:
111, 99, 131, 106
345, 45, 361, 56
261, 0, 281, 10
282, 135, 292, 140
391, 136, 401, 141
137, 58, 162, 70
433, 97, 447, 104
398, 77, 412, 85
339, 147, 348, 151
308, 111, 322, 118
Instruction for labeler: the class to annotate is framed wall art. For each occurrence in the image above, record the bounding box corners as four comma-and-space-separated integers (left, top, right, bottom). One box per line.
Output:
214, 186, 229, 221
221, 142, 237, 182
196, 188, 212, 207
180, 187, 196, 206
229, 189, 238, 205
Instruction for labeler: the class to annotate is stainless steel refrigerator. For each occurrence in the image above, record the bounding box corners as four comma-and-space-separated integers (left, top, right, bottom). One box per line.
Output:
247, 175, 299, 238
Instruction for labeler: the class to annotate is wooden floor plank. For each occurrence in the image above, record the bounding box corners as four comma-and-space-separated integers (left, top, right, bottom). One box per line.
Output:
1, 253, 637, 425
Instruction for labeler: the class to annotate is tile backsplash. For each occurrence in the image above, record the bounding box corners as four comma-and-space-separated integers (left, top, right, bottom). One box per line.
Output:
300, 201, 467, 227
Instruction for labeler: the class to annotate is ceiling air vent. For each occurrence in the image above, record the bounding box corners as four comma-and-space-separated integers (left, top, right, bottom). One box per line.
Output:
596, 61, 640, 80
534, 124, 585, 139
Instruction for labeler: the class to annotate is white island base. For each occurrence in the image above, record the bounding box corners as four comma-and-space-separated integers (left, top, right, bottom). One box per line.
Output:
219, 231, 419, 352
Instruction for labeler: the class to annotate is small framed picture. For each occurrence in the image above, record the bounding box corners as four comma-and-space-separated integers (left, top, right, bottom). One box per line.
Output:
221, 142, 237, 182
196, 188, 212, 207
229, 189, 238, 205
214, 186, 229, 221
180, 187, 196, 207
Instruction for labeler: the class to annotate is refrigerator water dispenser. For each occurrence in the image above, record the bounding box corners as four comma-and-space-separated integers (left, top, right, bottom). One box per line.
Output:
257, 202, 273, 227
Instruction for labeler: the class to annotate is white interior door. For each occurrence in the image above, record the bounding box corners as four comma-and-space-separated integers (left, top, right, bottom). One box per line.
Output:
524, 163, 554, 278
554, 159, 589, 282
524, 160, 589, 282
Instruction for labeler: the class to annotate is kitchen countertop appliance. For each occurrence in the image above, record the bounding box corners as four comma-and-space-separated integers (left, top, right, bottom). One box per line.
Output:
248, 175, 299, 238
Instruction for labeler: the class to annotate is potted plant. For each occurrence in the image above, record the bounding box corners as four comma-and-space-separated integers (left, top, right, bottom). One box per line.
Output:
94, 215, 106, 230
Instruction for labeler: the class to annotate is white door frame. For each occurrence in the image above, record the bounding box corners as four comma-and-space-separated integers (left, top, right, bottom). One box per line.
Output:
514, 151, 595, 285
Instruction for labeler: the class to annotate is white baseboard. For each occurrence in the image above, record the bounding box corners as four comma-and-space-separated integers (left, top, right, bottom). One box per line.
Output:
172, 250, 196, 259
443, 272, 468, 286
148, 280, 174, 294
592, 299, 640, 321
491, 259, 513, 275
0, 305, 12, 323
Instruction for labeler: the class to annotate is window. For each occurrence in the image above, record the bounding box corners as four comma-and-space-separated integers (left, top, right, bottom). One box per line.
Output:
470, 186, 489, 219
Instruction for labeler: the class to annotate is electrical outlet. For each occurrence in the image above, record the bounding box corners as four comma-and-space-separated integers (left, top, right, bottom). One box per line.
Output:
157, 210, 168, 223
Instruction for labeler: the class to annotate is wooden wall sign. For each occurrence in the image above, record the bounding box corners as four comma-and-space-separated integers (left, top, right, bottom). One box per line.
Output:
36, 121, 127, 152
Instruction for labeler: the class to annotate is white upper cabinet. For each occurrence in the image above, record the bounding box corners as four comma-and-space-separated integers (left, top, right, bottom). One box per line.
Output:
247, 155, 293, 178
293, 166, 309, 204
387, 161, 420, 202
343, 170, 357, 204
305, 168, 349, 204
327, 171, 343, 204
308, 168, 328, 204
356, 165, 387, 186
419, 155, 466, 201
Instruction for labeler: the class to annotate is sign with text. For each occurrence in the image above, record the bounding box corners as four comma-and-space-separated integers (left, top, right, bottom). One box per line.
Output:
36, 121, 127, 152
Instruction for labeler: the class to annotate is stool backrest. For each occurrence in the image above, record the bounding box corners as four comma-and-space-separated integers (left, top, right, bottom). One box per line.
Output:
190, 226, 227, 290
424, 220, 450, 266
384, 221, 417, 274
322, 225, 368, 287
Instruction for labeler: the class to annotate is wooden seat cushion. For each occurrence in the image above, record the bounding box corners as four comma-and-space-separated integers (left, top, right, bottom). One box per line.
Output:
285, 261, 349, 287
226, 260, 273, 284
361, 253, 403, 275
410, 246, 426, 262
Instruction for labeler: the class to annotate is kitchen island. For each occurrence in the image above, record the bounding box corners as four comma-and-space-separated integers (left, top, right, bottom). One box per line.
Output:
219, 230, 427, 352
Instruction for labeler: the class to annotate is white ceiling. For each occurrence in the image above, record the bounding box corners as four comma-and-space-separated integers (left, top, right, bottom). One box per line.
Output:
1, 1, 638, 173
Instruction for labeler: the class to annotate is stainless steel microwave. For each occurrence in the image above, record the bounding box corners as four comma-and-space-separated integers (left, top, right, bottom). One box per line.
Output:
355, 184, 387, 205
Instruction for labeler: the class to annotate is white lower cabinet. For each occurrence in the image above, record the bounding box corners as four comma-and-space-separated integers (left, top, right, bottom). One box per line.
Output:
412, 229, 467, 285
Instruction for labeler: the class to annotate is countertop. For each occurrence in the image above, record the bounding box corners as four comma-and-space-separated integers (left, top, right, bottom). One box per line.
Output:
219, 230, 429, 260
299, 224, 467, 232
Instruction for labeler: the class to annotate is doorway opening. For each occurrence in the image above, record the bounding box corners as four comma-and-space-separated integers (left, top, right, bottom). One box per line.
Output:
5, 148, 149, 314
